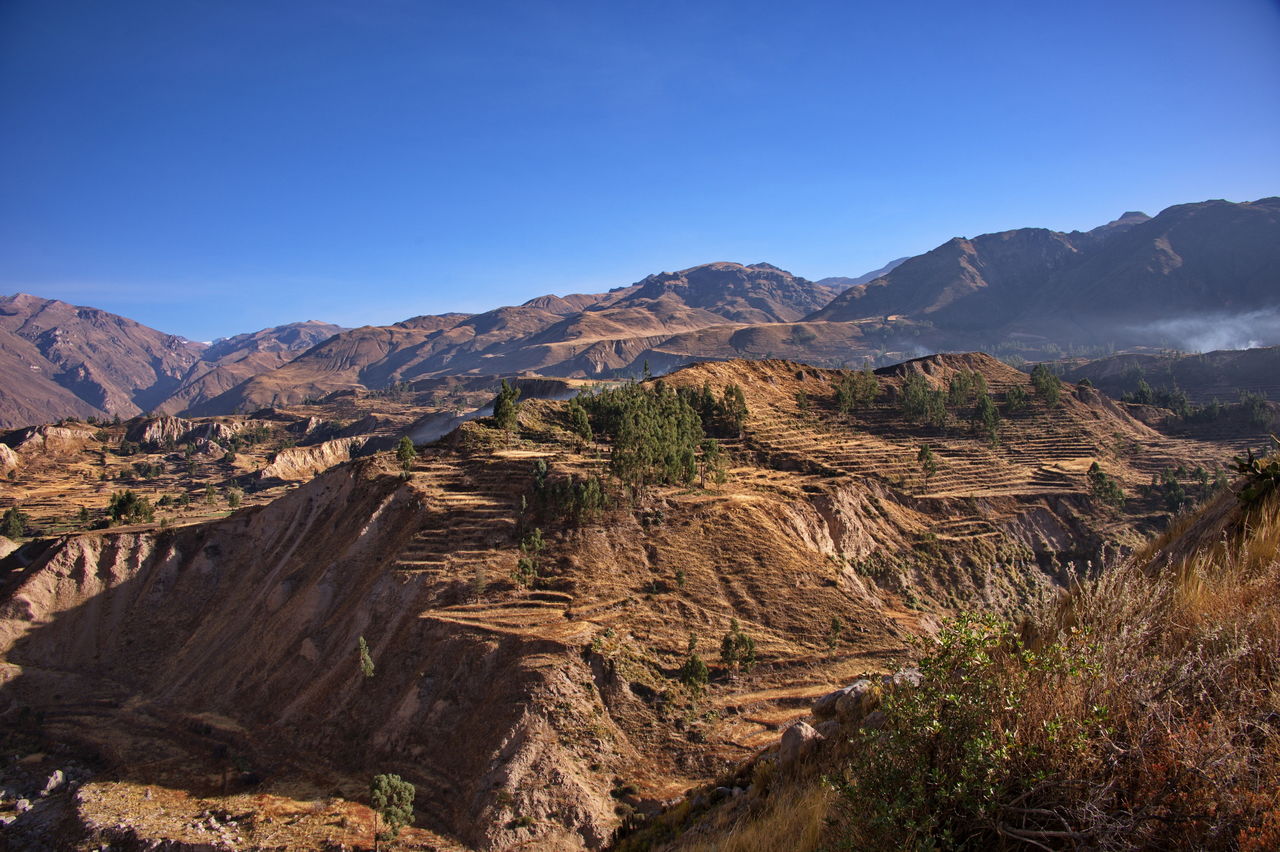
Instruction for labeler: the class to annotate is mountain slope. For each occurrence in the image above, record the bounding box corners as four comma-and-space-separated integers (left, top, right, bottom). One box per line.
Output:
0, 294, 207, 426
154, 320, 347, 414
810, 198, 1280, 349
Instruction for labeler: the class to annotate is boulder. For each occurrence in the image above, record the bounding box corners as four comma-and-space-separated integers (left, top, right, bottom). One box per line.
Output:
835, 679, 881, 723
779, 720, 822, 766
815, 719, 844, 740
812, 684, 857, 719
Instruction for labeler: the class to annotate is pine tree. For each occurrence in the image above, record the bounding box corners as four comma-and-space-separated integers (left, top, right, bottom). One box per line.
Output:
395, 436, 417, 471
492, 379, 521, 432
370, 773, 415, 847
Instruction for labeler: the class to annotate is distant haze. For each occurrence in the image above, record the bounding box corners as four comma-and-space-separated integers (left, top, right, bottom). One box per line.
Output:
1129, 310, 1280, 353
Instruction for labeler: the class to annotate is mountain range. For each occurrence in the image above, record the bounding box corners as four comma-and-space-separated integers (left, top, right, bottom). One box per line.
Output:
1, 196, 1277, 427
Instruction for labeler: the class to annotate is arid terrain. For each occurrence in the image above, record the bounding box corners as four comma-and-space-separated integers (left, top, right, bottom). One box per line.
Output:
3, 197, 1277, 431
2, 352, 1275, 849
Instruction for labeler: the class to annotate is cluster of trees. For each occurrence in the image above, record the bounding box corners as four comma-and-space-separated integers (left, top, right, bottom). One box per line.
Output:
107, 489, 155, 524
1087, 462, 1126, 507
578, 382, 740, 493
514, 527, 545, 587
527, 461, 611, 525
673, 381, 748, 439
835, 369, 881, 413
900, 371, 1002, 443
1030, 363, 1061, 407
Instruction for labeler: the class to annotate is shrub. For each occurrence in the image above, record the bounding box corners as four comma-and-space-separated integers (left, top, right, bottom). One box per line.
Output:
370, 773, 415, 842
357, 636, 375, 678
107, 490, 154, 524
678, 635, 710, 694
1030, 363, 1061, 407
719, 618, 757, 672
2, 505, 28, 538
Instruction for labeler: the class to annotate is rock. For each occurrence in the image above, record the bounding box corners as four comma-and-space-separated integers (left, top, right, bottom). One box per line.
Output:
835, 679, 880, 723
0, 442, 19, 474
885, 667, 922, 688
40, 769, 65, 796
126, 416, 193, 449
861, 709, 888, 730
257, 437, 369, 481
812, 684, 856, 719
0, 536, 18, 560
815, 719, 844, 740
15, 798, 32, 813
779, 720, 821, 766
0, 815, 14, 827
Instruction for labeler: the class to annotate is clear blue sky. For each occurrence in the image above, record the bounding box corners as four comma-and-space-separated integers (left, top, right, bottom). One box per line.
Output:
2, 0, 1278, 341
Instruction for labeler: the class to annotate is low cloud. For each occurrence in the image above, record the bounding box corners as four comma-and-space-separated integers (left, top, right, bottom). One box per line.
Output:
1128, 309, 1280, 353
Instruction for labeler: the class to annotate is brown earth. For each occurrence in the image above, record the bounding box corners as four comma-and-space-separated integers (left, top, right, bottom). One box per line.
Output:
0, 354, 1258, 850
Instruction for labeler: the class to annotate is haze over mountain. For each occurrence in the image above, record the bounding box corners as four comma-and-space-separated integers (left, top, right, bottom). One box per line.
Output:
2, 197, 1278, 427
811, 197, 1280, 348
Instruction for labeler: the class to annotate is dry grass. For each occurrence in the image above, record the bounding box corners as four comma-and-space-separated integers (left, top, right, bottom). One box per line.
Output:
662, 782, 833, 852
830, 483, 1280, 851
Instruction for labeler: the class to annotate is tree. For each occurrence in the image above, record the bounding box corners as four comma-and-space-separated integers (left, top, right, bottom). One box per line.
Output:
678, 634, 710, 694
515, 527, 544, 588
358, 636, 375, 678
917, 444, 939, 489
107, 490, 154, 525
370, 773, 415, 847
395, 436, 417, 471
697, 438, 727, 489
719, 618, 757, 673
1087, 462, 1125, 507
566, 398, 593, 446
1005, 384, 1029, 414
1030, 364, 1061, 407
973, 392, 1001, 445
3, 505, 27, 539
492, 379, 521, 432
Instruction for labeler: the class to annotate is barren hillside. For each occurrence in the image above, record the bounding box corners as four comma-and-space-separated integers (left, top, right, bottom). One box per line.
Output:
0, 355, 1255, 849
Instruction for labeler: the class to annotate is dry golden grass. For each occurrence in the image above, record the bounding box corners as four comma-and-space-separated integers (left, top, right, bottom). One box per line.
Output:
663, 782, 833, 852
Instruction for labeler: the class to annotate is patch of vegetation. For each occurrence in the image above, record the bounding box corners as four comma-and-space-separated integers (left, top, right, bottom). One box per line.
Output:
1030, 363, 1061, 407
357, 636, 375, 678
107, 489, 155, 524
1087, 461, 1125, 507
2, 505, 28, 538
370, 772, 415, 844
835, 368, 881, 413
492, 379, 522, 432
678, 634, 710, 695
718, 618, 757, 673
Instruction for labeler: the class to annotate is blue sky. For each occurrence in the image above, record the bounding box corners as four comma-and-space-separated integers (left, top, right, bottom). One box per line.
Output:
2, 0, 1278, 341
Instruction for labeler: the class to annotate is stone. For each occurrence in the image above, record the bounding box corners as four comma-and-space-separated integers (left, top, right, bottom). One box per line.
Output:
835, 679, 880, 723
15, 798, 31, 813
40, 769, 65, 797
815, 719, 844, 740
779, 720, 821, 766
812, 684, 856, 719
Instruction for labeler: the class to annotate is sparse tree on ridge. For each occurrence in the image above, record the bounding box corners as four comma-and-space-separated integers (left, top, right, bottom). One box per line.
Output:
493, 379, 521, 432
396, 436, 417, 471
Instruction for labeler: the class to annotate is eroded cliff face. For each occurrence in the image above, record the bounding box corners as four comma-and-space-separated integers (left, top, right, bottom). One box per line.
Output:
0, 459, 633, 849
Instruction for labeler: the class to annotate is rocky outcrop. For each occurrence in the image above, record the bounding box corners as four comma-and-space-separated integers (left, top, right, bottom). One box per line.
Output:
257, 436, 370, 481
125, 416, 194, 449
0, 442, 18, 474
0, 460, 629, 850
7, 424, 96, 456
